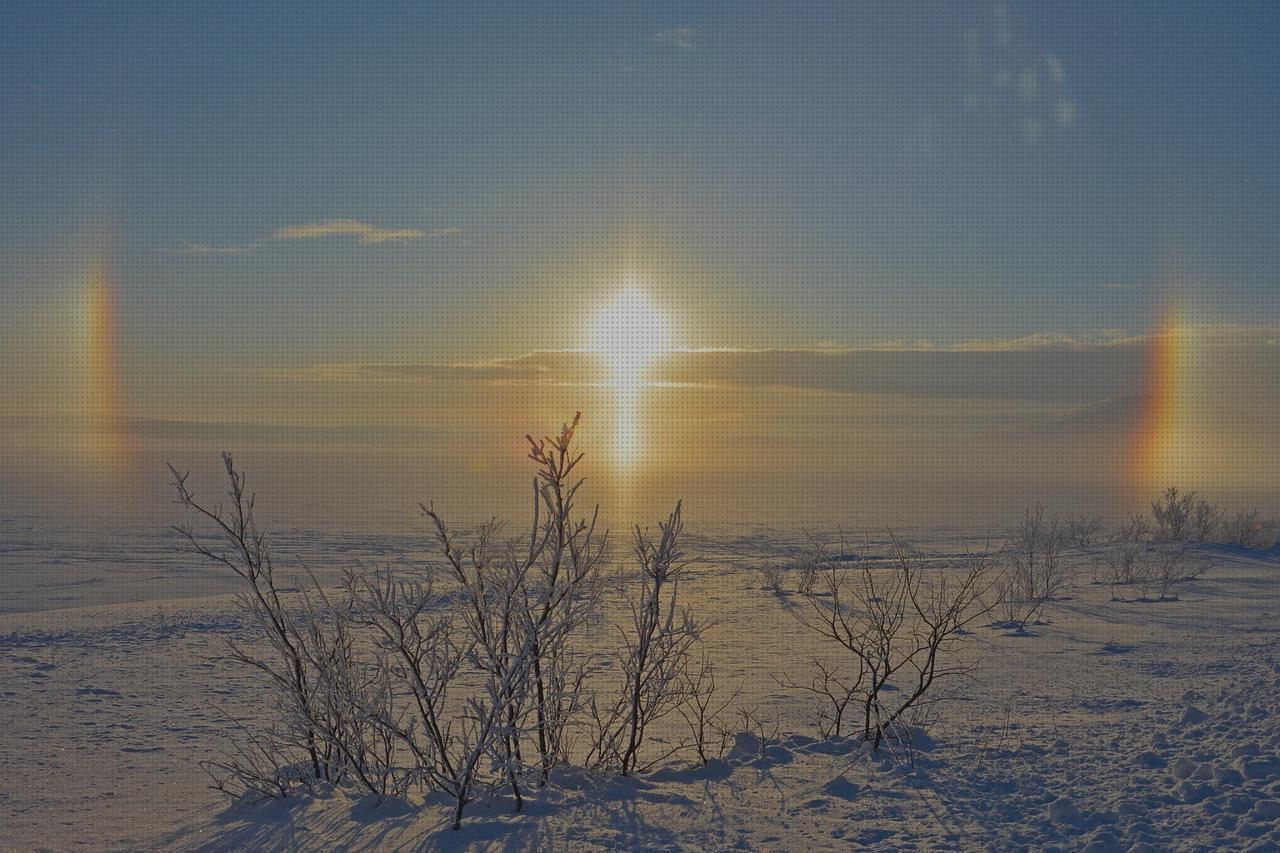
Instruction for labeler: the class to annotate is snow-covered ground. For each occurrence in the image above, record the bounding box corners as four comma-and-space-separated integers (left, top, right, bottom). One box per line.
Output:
3, 521, 1280, 851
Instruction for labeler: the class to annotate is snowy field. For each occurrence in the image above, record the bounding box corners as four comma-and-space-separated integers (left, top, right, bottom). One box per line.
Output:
3, 517, 1280, 852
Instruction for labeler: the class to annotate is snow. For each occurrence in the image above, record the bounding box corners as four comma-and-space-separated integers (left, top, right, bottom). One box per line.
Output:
2, 527, 1280, 850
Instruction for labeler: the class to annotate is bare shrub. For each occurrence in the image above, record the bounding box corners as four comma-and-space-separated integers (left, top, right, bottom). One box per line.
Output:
587, 503, 707, 776
1143, 543, 1208, 601
789, 535, 997, 750
1152, 486, 1196, 541
297, 578, 410, 800
758, 563, 786, 594
1191, 500, 1223, 543
1066, 515, 1103, 548
341, 564, 463, 798
513, 416, 608, 784
200, 717, 309, 802
1152, 486, 1221, 542
416, 413, 606, 827
994, 505, 1072, 632
774, 656, 860, 740
734, 707, 782, 761
794, 545, 823, 597
1097, 540, 1144, 600
1115, 513, 1151, 544
171, 454, 341, 798
1221, 510, 1276, 548
1103, 541, 1209, 602
418, 512, 541, 827
677, 652, 740, 765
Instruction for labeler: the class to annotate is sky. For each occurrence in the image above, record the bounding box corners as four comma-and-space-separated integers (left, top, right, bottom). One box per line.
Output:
1, 1, 1278, 529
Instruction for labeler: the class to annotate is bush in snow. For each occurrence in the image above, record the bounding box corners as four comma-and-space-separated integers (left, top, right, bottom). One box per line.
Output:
1115, 513, 1152, 544
170, 454, 375, 801
1142, 542, 1208, 601
994, 505, 1072, 632
757, 563, 786, 594
676, 650, 739, 766
1065, 514, 1104, 547
1220, 510, 1277, 548
785, 534, 997, 750
1151, 486, 1222, 542
1100, 540, 1209, 602
584, 502, 715, 776
1096, 540, 1144, 599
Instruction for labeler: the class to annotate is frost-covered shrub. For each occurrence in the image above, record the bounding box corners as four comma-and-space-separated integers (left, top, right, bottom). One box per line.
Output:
1220, 510, 1277, 548
1101, 541, 1209, 602
1152, 487, 1221, 542
758, 563, 786, 594
1098, 540, 1144, 599
171, 454, 364, 801
1115, 514, 1152, 544
994, 505, 1072, 632
1066, 515, 1103, 547
785, 535, 996, 749
584, 503, 710, 777
1152, 487, 1196, 541
1143, 543, 1208, 600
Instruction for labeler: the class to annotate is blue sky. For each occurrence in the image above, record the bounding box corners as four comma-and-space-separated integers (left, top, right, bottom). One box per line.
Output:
3, 0, 1278, 371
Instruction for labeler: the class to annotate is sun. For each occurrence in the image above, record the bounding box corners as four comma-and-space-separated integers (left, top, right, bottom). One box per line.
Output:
592, 286, 668, 389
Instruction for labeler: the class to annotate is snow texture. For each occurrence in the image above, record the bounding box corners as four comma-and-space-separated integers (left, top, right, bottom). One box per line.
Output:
3, 526, 1280, 851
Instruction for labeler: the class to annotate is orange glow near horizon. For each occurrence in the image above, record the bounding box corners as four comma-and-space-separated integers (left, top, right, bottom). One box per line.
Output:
82, 247, 133, 479
1130, 296, 1188, 498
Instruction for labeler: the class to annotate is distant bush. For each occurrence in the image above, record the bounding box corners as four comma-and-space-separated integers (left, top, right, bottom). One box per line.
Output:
994, 505, 1072, 632
1151, 486, 1221, 542
1099, 540, 1209, 602
1220, 510, 1278, 548
1065, 514, 1103, 548
1145, 543, 1208, 600
1115, 513, 1152, 543
757, 563, 786, 594
1096, 540, 1144, 596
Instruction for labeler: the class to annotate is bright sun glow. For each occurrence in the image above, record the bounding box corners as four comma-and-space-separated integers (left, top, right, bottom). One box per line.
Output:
592, 286, 668, 390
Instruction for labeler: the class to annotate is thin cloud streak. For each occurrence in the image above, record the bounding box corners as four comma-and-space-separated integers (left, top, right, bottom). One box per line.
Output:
272, 219, 425, 244
655, 27, 696, 49
165, 242, 261, 256
164, 220, 459, 255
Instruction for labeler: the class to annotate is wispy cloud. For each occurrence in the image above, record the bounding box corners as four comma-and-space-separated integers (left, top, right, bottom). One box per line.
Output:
272, 219, 425, 245
166, 219, 458, 256
166, 242, 261, 256
950, 331, 1143, 351
655, 27, 696, 49
774, 331, 1144, 354
289, 359, 551, 384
